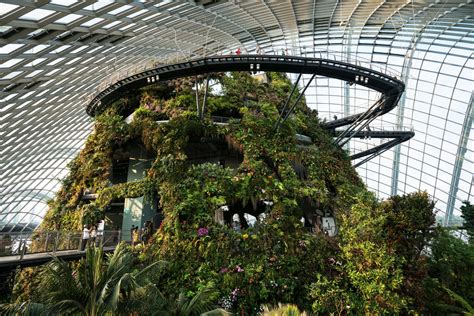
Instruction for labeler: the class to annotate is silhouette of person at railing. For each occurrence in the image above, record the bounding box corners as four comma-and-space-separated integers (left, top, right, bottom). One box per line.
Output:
90, 225, 97, 246
97, 220, 104, 246
0, 234, 12, 256
81, 225, 89, 251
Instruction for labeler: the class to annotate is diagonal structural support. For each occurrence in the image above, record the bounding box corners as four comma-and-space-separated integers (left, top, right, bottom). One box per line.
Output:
195, 76, 200, 118
201, 75, 210, 120
353, 145, 392, 168
353, 138, 405, 168
336, 114, 377, 148
332, 130, 415, 167
274, 73, 302, 131
333, 97, 385, 146
279, 74, 316, 128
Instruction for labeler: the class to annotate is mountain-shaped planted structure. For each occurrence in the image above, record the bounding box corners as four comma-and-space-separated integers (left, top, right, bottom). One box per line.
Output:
35, 70, 412, 313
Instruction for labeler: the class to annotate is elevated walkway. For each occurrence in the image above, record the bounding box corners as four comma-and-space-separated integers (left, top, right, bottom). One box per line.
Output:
86, 54, 404, 118
85, 54, 409, 168
0, 231, 120, 269
0, 247, 116, 269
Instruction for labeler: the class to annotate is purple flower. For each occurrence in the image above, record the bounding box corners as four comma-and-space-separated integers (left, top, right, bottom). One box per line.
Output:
235, 265, 244, 273
231, 288, 240, 300
220, 267, 229, 273
198, 227, 209, 237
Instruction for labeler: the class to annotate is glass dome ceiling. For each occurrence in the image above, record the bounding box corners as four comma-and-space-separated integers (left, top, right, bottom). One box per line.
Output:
0, 0, 472, 232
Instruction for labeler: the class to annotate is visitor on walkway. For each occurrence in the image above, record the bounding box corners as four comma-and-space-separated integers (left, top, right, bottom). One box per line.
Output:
130, 224, 136, 241
132, 226, 140, 247
232, 219, 241, 233
90, 226, 97, 246
141, 225, 147, 244
81, 225, 89, 251
235, 47, 241, 55
97, 220, 104, 246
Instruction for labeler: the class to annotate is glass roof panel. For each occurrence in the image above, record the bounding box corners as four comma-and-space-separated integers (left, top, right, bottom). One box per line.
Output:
82, 1, 113, 11
81, 17, 105, 27
0, 58, 23, 68
24, 44, 50, 54
1, 70, 22, 79
50, 0, 79, 6
54, 13, 82, 24
102, 21, 122, 29
0, 3, 18, 16
18, 8, 56, 21
108, 5, 133, 16
0, 44, 25, 54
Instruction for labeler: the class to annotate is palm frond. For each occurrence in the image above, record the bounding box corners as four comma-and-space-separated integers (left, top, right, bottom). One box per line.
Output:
201, 308, 231, 316
185, 288, 217, 314
443, 287, 474, 314
0, 301, 50, 316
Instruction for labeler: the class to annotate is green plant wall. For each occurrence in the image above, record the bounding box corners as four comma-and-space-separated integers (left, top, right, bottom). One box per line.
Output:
26, 71, 436, 314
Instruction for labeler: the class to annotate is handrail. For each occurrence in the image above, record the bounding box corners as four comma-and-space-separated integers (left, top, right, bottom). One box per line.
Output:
85, 54, 404, 117
0, 230, 122, 258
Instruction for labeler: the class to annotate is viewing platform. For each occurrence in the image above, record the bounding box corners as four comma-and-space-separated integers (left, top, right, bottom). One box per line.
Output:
0, 231, 120, 269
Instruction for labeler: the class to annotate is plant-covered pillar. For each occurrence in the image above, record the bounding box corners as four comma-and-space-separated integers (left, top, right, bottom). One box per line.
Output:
121, 147, 155, 240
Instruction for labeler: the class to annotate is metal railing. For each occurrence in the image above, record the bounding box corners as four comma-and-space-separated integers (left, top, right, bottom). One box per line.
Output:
0, 230, 121, 259
84, 51, 402, 109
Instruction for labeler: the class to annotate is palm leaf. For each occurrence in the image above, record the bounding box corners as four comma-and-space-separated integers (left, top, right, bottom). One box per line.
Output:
201, 308, 231, 316
443, 287, 474, 314
0, 301, 49, 316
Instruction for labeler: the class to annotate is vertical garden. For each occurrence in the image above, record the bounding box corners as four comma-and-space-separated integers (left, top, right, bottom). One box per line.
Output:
3, 72, 473, 315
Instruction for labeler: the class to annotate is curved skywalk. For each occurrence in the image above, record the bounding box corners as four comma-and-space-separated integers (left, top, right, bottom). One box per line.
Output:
0, 0, 472, 232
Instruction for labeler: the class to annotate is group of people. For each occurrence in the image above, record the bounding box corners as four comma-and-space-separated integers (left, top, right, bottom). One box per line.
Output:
131, 220, 156, 246
81, 220, 104, 251
232, 45, 290, 56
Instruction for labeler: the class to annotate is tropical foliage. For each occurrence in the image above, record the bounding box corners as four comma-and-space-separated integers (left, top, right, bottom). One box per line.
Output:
7, 71, 473, 314
461, 201, 474, 242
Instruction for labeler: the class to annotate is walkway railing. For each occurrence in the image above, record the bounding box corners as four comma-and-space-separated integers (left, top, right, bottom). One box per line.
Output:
0, 230, 121, 259
85, 52, 404, 115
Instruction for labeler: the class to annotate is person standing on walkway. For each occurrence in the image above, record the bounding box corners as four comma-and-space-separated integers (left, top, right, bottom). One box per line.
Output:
132, 226, 139, 247
81, 225, 90, 251
130, 225, 136, 242
97, 220, 104, 246
90, 225, 97, 246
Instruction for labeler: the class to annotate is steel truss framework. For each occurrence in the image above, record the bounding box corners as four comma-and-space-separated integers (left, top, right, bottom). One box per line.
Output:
0, 0, 472, 232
